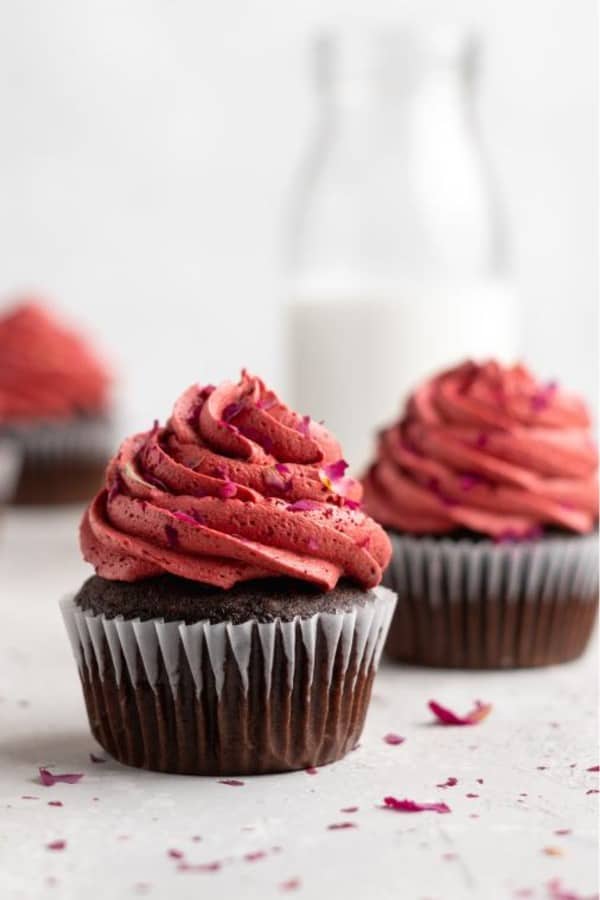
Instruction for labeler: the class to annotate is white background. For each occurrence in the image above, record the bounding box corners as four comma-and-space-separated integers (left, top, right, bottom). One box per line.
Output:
0, 0, 596, 430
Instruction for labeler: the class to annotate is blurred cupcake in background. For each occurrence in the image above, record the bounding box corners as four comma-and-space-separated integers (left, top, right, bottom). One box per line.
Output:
363, 360, 598, 669
0, 299, 114, 504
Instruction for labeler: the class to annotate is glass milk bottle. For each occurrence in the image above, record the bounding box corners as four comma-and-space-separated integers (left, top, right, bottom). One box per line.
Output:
285, 25, 520, 471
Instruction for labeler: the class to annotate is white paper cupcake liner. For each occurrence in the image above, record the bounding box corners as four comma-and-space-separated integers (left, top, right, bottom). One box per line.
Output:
384, 532, 598, 668
4, 416, 114, 463
60, 586, 396, 774
0, 437, 21, 504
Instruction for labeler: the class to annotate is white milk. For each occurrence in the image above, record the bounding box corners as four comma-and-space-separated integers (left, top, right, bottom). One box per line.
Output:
287, 279, 519, 472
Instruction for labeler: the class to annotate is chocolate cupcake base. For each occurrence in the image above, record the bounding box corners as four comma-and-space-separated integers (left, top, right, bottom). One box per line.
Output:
61, 578, 396, 775
384, 532, 598, 669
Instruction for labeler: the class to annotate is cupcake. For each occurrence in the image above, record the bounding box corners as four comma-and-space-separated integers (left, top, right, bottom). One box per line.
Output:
0, 300, 113, 504
61, 371, 394, 775
362, 360, 598, 669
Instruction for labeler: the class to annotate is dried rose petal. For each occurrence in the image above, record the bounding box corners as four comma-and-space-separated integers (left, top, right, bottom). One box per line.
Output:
48, 801, 63, 807
168, 849, 184, 859
586, 765, 599, 772
178, 861, 221, 873
305, 767, 318, 776
297, 415, 311, 437
382, 797, 450, 814
327, 822, 357, 830
244, 851, 267, 862
383, 733, 405, 746
217, 481, 237, 499
287, 499, 321, 513
280, 878, 301, 892
323, 459, 349, 482
436, 777, 458, 789
586, 789, 599, 795
39, 768, 83, 787
46, 840, 66, 851
546, 877, 592, 900
21, 795, 38, 800
554, 829, 572, 836
218, 779, 244, 787
428, 700, 492, 726
465, 793, 479, 799
340, 806, 359, 813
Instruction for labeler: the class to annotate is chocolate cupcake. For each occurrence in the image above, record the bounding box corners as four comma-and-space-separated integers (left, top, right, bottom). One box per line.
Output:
362, 360, 598, 669
61, 371, 394, 775
0, 300, 114, 504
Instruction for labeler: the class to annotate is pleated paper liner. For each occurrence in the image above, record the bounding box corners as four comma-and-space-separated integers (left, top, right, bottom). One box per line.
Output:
5, 416, 113, 504
384, 532, 598, 669
60, 586, 396, 775
0, 437, 21, 505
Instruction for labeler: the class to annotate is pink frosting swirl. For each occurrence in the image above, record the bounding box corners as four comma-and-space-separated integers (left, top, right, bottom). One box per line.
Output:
81, 372, 391, 590
0, 301, 111, 423
362, 361, 598, 538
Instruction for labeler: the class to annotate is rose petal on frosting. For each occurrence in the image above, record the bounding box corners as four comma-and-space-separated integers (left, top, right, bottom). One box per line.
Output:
382, 797, 450, 814
429, 700, 492, 726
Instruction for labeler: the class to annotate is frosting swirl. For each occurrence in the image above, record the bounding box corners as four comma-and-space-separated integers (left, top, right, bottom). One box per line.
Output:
362, 361, 598, 538
0, 301, 111, 423
81, 371, 391, 590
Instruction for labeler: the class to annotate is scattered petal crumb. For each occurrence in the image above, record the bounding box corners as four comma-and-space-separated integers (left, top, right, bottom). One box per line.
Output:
327, 822, 357, 830
428, 700, 492, 726
442, 852, 458, 861
280, 878, 301, 892
177, 861, 221, 873
46, 840, 66, 851
191, 835, 202, 842
586, 765, 599, 772
382, 797, 450, 814
340, 806, 359, 813
244, 851, 267, 862
21, 795, 38, 800
436, 777, 458, 789
585, 789, 598, 795
168, 849, 184, 859
546, 877, 594, 899
218, 779, 244, 787
476, 778, 484, 784
305, 767, 318, 775
39, 768, 83, 787
554, 829, 571, 836
537, 766, 548, 771
542, 847, 564, 857
465, 793, 479, 799
383, 733, 405, 746
48, 801, 63, 807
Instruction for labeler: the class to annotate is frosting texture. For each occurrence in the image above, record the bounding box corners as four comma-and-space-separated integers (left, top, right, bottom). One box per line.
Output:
362, 360, 598, 538
81, 372, 391, 590
0, 301, 111, 423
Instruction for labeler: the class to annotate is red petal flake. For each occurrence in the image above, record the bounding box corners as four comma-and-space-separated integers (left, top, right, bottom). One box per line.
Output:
297, 415, 311, 437
340, 806, 359, 813
244, 851, 267, 862
218, 779, 244, 787
466, 793, 479, 799
168, 849, 184, 859
288, 499, 322, 513
587, 765, 599, 772
323, 459, 349, 482
327, 822, 357, 830
383, 733, 405, 746
280, 878, 301, 892
305, 767, 318, 775
546, 877, 594, 900
178, 861, 221, 874
39, 768, 83, 787
164, 524, 179, 549
382, 797, 450, 814
46, 840, 66, 851
217, 481, 237, 499
428, 699, 492, 726
48, 801, 63, 807
436, 777, 458, 789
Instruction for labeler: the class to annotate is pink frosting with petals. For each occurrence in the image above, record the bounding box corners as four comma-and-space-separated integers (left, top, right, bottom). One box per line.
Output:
0, 301, 111, 423
362, 361, 598, 539
81, 371, 391, 590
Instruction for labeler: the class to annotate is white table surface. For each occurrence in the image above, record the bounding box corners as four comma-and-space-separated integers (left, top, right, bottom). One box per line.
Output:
1, 508, 598, 900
